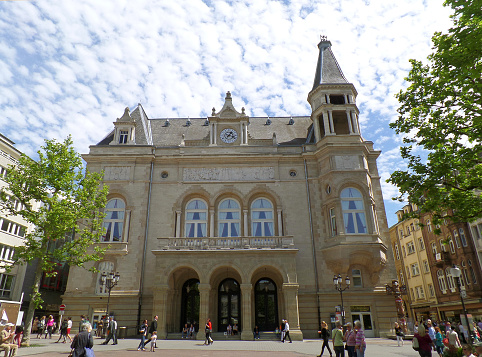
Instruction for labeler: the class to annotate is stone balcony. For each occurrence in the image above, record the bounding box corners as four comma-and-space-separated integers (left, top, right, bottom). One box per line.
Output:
157, 236, 294, 250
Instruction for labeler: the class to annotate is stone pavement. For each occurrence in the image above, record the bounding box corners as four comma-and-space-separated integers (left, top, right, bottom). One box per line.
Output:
15, 335, 420, 356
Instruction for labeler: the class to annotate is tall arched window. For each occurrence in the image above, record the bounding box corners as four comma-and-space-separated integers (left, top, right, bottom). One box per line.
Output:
218, 199, 240, 237
437, 270, 447, 293
468, 260, 477, 284
341, 188, 367, 234
459, 228, 468, 247
251, 198, 274, 237
453, 230, 461, 248
102, 198, 125, 242
185, 199, 208, 238
445, 268, 455, 290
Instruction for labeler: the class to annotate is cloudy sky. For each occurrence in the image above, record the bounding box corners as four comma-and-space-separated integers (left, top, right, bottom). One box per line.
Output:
0, 0, 452, 226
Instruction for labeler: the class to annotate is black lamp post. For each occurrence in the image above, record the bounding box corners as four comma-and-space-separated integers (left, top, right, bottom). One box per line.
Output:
101, 271, 120, 317
333, 274, 350, 325
451, 266, 473, 344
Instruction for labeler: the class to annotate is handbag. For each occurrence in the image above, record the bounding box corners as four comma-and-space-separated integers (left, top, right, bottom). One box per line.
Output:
412, 336, 420, 351
84, 347, 95, 357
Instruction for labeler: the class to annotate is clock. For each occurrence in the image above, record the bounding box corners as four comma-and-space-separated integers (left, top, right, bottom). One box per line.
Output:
220, 128, 238, 143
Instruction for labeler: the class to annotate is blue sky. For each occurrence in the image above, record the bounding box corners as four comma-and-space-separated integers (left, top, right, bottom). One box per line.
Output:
0, 0, 452, 227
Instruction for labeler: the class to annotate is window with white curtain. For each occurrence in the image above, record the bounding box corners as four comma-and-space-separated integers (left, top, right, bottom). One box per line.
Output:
459, 228, 468, 247
341, 188, 367, 234
453, 230, 461, 248
445, 268, 456, 291
251, 198, 274, 237
437, 270, 447, 293
218, 199, 240, 237
185, 199, 208, 238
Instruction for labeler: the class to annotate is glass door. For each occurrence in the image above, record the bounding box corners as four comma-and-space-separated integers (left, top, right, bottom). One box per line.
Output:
218, 278, 241, 332
255, 278, 278, 331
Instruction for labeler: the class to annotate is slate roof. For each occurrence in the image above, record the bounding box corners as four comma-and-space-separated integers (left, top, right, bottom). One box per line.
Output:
312, 39, 348, 90
97, 106, 313, 147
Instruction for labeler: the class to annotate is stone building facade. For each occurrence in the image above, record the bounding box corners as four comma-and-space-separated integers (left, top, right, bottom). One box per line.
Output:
63, 39, 396, 339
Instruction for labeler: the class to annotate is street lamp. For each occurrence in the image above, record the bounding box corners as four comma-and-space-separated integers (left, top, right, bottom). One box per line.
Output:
333, 274, 350, 325
386, 279, 408, 333
101, 271, 120, 317
451, 266, 473, 343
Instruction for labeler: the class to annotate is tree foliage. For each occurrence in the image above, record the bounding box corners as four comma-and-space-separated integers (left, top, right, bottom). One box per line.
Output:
0, 136, 108, 344
388, 0, 482, 224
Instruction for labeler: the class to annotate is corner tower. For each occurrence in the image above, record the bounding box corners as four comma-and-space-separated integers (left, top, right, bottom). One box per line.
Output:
307, 37, 360, 141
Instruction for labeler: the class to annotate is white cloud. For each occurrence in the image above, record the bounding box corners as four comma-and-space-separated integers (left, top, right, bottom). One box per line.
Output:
0, 0, 453, 224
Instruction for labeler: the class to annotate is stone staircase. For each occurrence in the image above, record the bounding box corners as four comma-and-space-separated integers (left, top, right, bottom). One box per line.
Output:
166, 331, 280, 341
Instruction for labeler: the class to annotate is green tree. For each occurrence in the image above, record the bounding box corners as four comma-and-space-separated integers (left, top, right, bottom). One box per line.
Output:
388, 0, 482, 224
0, 136, 108, 345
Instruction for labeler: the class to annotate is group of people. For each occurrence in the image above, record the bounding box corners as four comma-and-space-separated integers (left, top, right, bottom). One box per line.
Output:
225, 323, 239, 336
31, 315, 58, 339
136, 315, 158, 352
181, 323, 196, 339
406, 318, 482, 357
317, 320, 366, 357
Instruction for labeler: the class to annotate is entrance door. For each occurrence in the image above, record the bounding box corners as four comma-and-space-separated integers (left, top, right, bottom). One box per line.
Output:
351, 313, 374, 337
218, 278, 241, 332
181, 279, 200, 331
255, 278, 278, 331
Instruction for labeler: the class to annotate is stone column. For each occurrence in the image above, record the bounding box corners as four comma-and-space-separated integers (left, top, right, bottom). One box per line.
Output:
240, 122, 244, 144
346, 110, 354, 134
277, 209, 283, 236
322, 111, 332, 136
328, 110, 334, 135
153, 284, 170, 339
213, 123, 218, 145
176, 210, 181, 238
312, 114, 321, 142
210, 210, 215, 237
244, 122, 248, 144
197, 283, 211, 341
240, 283, 254, 340
352, 111, 359, 134
282, 283, 303, 340
243, 210, 248, 237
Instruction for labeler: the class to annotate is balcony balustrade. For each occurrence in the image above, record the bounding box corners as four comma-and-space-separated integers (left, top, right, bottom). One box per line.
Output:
157, 236, 294, 250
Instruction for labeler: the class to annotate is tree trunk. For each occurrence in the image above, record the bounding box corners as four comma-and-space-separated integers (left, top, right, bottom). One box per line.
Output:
21, 261, 44, 346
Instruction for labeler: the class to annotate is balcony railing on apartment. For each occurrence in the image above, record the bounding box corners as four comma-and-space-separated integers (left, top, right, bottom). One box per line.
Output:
157, 236, 294, 250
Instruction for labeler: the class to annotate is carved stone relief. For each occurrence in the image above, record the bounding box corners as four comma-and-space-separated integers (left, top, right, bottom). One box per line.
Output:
104, 166, 131, 181
183, 167, 275, 182
334, 155, 361, 170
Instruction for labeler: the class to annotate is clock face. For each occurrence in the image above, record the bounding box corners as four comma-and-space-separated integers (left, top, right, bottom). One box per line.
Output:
220, 128, 238, 143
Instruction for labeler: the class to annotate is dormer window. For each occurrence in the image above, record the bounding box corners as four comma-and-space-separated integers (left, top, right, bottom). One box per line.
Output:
119, 130, 129, 144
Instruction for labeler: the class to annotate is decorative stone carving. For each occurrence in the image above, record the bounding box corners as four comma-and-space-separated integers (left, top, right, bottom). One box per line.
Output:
334, 155, 361, 170
104, 166, 131, 181
183, 167, 275, 182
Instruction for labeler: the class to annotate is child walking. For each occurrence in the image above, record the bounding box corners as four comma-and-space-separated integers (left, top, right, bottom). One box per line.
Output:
150, 331, 157, 352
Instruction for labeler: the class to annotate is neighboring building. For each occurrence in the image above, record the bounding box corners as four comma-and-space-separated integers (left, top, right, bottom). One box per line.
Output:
389, 204, 438, 322
0, 134, 33, 302
469, 218, 482, 271
421, 212, 482, 321
63, 39, 396, 339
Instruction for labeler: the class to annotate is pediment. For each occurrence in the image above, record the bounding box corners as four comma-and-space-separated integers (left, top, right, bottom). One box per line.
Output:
211, 91, 248, 121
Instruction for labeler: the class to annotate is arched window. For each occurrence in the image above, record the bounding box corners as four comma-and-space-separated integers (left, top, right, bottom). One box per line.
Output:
468, 260, 477, 284
102, 199, 125, 242
445, 268, 455, 290
448, 237, 455, 254
453, 230, 461, 248
96, 261, 114, 295
341, 188, 367, 234
459, 228, 468, 247
185, 199, 208, 238
218, 199, 240, 237
437, 270, 447, 293
251, 198, 274, 237
462, 261, 470, 285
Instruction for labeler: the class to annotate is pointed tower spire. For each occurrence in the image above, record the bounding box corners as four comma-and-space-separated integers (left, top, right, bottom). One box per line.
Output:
312, 36, 348, 91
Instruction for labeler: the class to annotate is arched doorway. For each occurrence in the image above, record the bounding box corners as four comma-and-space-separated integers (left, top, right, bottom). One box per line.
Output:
180, 279, 200, 331
218, 278, 241, 332
255, 278, 278, 331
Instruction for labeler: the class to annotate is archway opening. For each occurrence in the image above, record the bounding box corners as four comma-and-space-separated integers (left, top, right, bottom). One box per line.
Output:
255, 278, 278, 331
218, 278, 241, 333
180, 279, 200, 332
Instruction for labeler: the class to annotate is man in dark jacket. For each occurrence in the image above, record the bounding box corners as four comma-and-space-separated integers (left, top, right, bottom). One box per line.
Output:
101, 316, 117, 345
145, 315, 158, 347
71, 323, 94, 357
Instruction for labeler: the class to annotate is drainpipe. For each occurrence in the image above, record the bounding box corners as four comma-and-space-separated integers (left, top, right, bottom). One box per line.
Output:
137, 147, 155, 327
303, 150, 322, 335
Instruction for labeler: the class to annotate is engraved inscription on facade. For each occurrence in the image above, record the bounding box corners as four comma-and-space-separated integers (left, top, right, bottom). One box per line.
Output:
104, 166, 131, 180
183, 167, 275, 181
334, 155, 361, 170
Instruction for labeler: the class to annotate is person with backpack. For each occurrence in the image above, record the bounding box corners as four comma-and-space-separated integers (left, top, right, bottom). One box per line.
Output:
317, 321, 333, 357
56, 318, 69, 343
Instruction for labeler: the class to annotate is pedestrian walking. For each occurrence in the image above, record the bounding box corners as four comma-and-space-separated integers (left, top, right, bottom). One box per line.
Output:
137, 319, 148, 351
283, 319, 292, 343
414, 323, 433, 357
344, 322, 356, 357
204, 318, 213, 345
332, 320, 344, 357
101, 316, 118, 345
354, 320, 366, 357
70, 323, 94, 357
394, 322, 404, 346
67, 317, 73, 342
150, 331, 157, 352
317, 321, 332, 357
280, 319, 286, 342
55, 318, 68, 343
